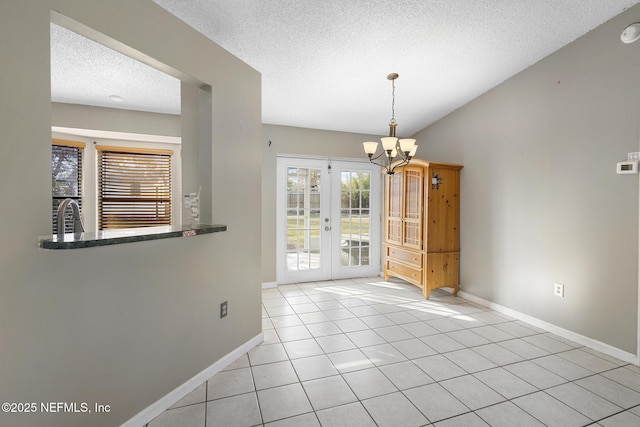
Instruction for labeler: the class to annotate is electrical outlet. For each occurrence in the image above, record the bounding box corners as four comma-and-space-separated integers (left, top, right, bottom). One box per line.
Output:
628, 152, 640, 161
554, 283, 564, 298
220, 301, 228, 318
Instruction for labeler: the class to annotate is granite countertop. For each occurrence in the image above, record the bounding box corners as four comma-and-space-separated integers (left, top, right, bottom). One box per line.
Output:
39, 224, 227, 250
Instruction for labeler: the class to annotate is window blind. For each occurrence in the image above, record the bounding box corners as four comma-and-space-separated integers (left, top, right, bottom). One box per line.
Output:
97, 146, 172, 230
52, 140, 85, 234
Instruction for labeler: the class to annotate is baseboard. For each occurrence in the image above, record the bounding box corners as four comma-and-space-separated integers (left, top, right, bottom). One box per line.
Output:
121, 332, 264, 427
457, 290, 639, 366
262, 281, 278, 289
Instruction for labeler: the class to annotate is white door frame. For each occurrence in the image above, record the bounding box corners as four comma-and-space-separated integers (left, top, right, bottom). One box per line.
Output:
329, 160, 380, 279
276, 156, 380, 285
276, 157, 331, 284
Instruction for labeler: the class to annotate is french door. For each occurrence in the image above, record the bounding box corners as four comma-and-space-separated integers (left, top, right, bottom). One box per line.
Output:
276, 157, 380, 284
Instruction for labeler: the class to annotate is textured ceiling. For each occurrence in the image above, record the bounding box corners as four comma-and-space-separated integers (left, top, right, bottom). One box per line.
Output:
50, 23, 181, 115
51, 0, 640, 136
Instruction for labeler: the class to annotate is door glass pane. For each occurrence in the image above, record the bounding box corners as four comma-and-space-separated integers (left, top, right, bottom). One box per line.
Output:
340, 170, 371, 267
286, 167, 322, 271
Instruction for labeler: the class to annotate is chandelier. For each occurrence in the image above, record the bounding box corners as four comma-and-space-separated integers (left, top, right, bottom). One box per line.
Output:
362, 73, 417, 175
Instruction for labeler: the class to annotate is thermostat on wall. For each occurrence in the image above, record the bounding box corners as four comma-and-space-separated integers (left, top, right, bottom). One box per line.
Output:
617, 160, 638, 174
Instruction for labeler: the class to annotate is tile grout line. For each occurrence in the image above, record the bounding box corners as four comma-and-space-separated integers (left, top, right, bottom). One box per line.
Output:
203, 379, 207, 427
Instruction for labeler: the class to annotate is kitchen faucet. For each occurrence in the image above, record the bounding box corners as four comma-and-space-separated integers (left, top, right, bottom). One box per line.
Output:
56, 198, 85, 239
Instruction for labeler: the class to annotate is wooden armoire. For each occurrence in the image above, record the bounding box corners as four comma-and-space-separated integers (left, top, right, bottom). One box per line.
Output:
383, 159, 463, 299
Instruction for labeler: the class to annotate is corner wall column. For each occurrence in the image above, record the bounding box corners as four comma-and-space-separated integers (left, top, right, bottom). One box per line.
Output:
181, 81, 213, 223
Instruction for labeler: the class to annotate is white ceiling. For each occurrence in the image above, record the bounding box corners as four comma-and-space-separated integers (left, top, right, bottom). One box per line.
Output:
51, 0, 640, 136
50, 23, 181, 116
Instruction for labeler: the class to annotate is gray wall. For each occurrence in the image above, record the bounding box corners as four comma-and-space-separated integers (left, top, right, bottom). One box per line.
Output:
52, 102, 181, 137
262, 125, 380, 283
413, 5, 640, 354
0, 2, 261, 427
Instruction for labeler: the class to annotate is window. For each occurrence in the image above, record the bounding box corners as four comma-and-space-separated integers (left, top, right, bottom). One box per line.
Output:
97, 146, 172, 230
52, 140, 84, 234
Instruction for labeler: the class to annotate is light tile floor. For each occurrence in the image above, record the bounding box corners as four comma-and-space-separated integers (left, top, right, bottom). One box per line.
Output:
147, 277, 640, 427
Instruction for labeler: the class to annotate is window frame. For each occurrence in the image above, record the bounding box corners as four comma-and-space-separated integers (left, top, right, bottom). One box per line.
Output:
96, 145, 173, 230
52, 139, 85, 234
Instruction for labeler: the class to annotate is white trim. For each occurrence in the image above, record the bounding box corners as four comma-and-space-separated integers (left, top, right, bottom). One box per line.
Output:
262, 281, 278, 289
52, 126, 181, 145
277, 153, 371, 164
120, 333, 264, 427
458, 290, 639, 366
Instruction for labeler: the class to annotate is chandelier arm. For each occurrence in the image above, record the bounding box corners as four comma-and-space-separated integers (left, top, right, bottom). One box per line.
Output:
368, 151, 388, 162
387, 151, 412, 174
389, 158, 410, 174
367, 157, 390, 169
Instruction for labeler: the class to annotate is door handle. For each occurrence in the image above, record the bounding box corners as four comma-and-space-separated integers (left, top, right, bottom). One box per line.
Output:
325, 226, 331, 231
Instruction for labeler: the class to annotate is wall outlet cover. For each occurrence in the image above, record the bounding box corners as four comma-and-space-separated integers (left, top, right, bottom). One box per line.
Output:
628, 152, 640, 161
220, 301, 228, 318
554, 283, 564, 298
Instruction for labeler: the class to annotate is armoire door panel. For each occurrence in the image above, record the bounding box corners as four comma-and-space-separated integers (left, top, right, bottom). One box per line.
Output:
402, 167, 423, 250
388, 171, 403, 218
402, 220, 422, 250
386, 218, 402, 245
385, 171, 403, 246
